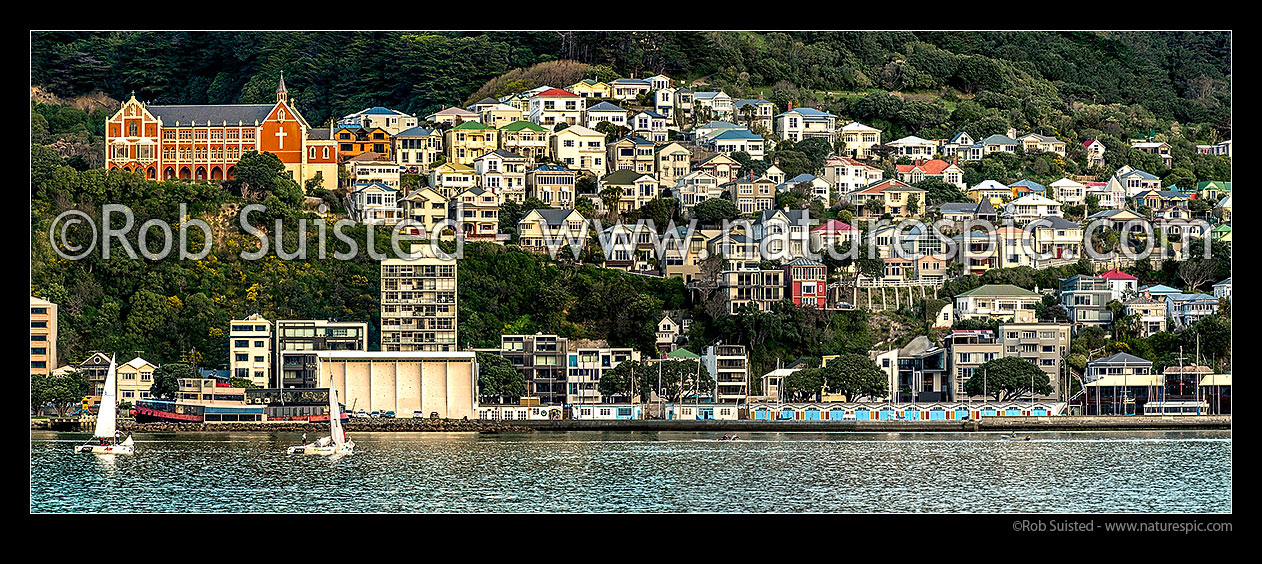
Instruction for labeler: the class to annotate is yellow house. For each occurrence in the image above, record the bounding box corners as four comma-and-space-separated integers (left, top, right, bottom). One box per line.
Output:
400, 187, 451, 240
428, 162, 477, 199
116, 357, 158, 404
551, 125, 607, 177
967, 180, 1011, 207
445, 121, 500, 165
517, 208, 588, 253
479, 104, 524, 130
569, 79, 612, 99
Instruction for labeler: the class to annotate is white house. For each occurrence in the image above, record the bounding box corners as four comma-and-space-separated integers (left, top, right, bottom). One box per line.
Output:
887, 136, 938, 159
1002, 193, 1064, 224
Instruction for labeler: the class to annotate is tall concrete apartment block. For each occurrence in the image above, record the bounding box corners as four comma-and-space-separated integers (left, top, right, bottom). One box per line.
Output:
276, 319, 369, 388
499, 334, 569, 405
30, 296, 58, 376
381, 246, 458, 352
999, 322, 1071, 399
229, 314, 272, 388
702, 344, 749, 403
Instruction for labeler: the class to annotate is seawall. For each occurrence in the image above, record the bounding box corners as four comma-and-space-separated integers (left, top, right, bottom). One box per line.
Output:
33, 416, 1229, 433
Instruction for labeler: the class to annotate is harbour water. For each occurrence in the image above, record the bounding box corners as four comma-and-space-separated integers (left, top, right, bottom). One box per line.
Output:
31, 430, 1231, 513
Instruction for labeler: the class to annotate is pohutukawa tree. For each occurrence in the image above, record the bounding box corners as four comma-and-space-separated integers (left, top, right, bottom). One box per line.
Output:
963, 356, 1053, 402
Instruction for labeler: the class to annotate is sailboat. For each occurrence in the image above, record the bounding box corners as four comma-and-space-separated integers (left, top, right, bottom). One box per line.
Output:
287, 386, 354, 456
75, 355, 134, 455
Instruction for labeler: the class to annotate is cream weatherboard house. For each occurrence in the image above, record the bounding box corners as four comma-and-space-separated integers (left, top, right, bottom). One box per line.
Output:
552, 125, 607, 177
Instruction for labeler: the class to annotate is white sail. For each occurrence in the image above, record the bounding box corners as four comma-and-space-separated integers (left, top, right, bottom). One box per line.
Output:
329, 386, 344, 449
93, 355, 118, 439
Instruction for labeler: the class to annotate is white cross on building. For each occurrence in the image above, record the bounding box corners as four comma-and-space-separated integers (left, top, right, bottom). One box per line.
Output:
275, 128, 288, 149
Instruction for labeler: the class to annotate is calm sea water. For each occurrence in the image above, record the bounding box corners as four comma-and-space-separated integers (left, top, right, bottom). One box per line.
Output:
30, 430, 1230, 513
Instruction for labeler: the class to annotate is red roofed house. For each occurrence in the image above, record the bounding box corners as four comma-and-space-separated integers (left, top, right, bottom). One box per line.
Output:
895, 158, 964, 189
1083, 139, 1106, 167
783, 258, 827, 309
811, 219, 858, 251
529, 88, 585, 127
848, 179, 927, 219
1098, 268, 1138, 300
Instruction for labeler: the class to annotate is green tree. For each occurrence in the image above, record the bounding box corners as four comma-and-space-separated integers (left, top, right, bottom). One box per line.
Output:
821, 353, 889, 401
692, 197, 740, 224
476, 352, 526, 403
963, 357, 1052, 401
150, 363, 195, 399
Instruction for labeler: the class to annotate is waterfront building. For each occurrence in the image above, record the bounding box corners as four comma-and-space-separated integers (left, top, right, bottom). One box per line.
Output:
30, 296, 57, 377
134, 377, 264, 423
566, 347, 641, 405
77, 352, 113, 400
275, 319, 369, 388
116, 357, 158, 403
229, 314, 272, 388
380, 245, 458, 353
103, 76, 337, 189
316, 350, 477, 420
496, 334, 569, 405
702, 344, 749, 404
945, 329, 1002, 400
999, 322, 1071, 399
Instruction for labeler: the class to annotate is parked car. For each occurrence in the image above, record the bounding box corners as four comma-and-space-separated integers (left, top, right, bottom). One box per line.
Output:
412, 410, 426, 419
383, 411, 396, 418
370, 411, 382, 418
429, 412, 440, 419
355, 410, 368, 418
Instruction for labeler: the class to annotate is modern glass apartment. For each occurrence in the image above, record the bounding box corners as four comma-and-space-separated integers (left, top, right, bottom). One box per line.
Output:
276, 319, 368, 388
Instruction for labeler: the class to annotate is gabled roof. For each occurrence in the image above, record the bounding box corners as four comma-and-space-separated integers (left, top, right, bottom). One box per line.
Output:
555, 124, 602, 137
889, 135, 934, 145
472, 97, 500, 106
711, 129, 762, 141
601, 168, 653, 185
1117, 168, 1159, 181
148, 104, 275, 125
981, 134, 1018, 145
840, 121, 879, 132
1098, 268, 1137, 280
855, 179, 924, 194
524, 208, 581, 226
812, 219, 856, 233
665, 348, 700, 359
955, 284, 1039, 298
1090, 352, 1152, 366
534, 88, 578, 98
451, 120, 493, 130
1009, 179, 1046, 192
432, 107, 479, 116
897, 159, 956, 175
499, 120, 548, 132
1029, 216, 1081, 230
610, 78, 651, 86
586, 101, 627, 113
634, 109, 666, 119
396, 126, 439, 137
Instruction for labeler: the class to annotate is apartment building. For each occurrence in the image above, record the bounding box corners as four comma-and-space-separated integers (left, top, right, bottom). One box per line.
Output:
497, 334, 569, 406
702, 344, 749, 404
31, 296, 57, 376
999, 322, 1071, 398
229, 313, 272, 388
945, 330, 1002, 401
276, 319, 369, 388
717, 268, 785, 314
525, 164, 577, 208
1059, 275, 1114, 328
566, 347, 641, 405
380, 246, 458, 353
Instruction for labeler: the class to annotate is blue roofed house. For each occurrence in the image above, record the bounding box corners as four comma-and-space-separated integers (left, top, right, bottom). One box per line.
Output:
780, 173, 832, 204
1112, 166, 1162, 197
733, 98, 776, 133
709, 128, 766, 160
631, 110, 669, 143
583, 101, 630, 130
609, 78, 652, 101
1166, 292, 1220, 328
692, 91, 734, 119
774, 107, 838, 144
981, 134, 1019, 156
